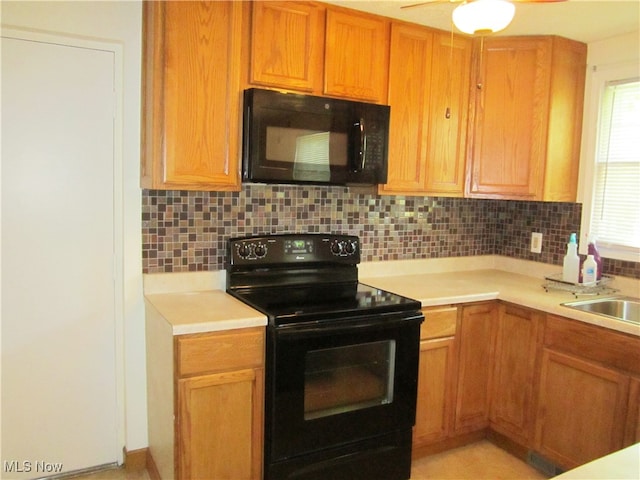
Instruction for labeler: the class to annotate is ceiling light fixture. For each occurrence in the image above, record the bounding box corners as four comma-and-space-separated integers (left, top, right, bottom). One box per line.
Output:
452, 0, 516, 35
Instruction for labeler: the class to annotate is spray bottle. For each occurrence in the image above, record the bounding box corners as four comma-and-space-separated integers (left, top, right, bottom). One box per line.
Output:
562, 233, 580, 284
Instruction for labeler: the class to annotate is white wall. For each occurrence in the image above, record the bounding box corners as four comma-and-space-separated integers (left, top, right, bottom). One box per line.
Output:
586, 30, 640, 67
1, 1, 147, 450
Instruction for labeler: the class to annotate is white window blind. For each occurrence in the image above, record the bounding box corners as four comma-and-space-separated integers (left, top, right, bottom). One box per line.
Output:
590, 78, 640, 252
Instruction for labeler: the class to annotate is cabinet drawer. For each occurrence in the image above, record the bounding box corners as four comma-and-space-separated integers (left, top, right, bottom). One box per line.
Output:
545, 315, 640, 375
421, 307, 458, 340
176, 327, 264, 377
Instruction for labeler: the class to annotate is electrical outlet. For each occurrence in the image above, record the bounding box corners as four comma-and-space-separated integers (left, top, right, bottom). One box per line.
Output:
531, 232, 543, 254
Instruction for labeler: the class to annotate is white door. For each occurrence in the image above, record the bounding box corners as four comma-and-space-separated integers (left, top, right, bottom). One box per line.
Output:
1, 33, 119, 477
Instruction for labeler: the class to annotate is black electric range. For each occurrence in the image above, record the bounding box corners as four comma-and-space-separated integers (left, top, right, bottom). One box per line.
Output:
225, 233, 421, 326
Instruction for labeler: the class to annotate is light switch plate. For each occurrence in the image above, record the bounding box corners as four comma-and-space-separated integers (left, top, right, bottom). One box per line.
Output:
531, 232, 543, 253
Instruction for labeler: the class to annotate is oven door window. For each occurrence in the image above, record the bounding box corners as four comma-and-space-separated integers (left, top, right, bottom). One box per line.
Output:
304, 340, 395, 420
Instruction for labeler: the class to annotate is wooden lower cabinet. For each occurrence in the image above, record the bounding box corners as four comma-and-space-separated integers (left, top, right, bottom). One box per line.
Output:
626, 377, 640, 445
415, 337, 456, 445
414, 307, 458, 448
490, 303, 542, 445
178, 369, 264, 480
534, 348, 629, 470
412, 303, 640, 472
146, 324, 264, 480
175, 329, 265, 480
454, 302, 496, 434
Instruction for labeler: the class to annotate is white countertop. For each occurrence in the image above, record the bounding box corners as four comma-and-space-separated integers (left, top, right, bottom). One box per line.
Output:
144, 290, 267, 335
143, 256, 640, 336
361, 269, 640, 337
552, 443, 639, 479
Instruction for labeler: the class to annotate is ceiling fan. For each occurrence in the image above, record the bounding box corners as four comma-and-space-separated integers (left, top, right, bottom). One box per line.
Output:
402, 0, 569, 35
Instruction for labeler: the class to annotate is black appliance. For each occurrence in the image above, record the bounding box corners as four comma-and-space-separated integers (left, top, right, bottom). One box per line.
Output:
242, 88, 390, 186
226, 234, 423, 480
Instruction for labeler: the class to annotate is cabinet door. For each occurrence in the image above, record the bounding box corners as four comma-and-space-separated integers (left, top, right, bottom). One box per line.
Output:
625, 376, 640, 446
466, 37, 550, 199
178, 368, 264, 480
324, 8, 389, 102
414, 336, 456, 446
250, 1, 325, 93
141, 1, 243, 190
534, 349, 629, 470
490, 304, 541, 445
454, 302, 496, 433
381, 25, 470, 196
381, 23, 433, 194
423, 31, 471, 196
542, 37, 586, 202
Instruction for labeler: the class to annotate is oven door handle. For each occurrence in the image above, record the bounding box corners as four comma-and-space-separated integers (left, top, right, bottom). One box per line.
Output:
275, 312, 424, 339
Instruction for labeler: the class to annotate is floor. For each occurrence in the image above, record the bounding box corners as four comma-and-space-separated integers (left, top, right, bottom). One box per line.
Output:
410, 441, 549, 479
69, 440, 547, 480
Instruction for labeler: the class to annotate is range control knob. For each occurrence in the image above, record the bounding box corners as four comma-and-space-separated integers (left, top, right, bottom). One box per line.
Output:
331, 240, 343, 255
345, 241, 357, 255
237, 244, 251, 258
254, 244, 267, 258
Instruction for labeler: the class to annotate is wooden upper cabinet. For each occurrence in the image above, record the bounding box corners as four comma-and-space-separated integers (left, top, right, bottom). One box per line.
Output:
249, 1, 325, 93
381, 24, 470, 196
324, 8, 390, 103
543, 37, 587, 201
141, 1, 244, 191
425, 31, 472, 195
381, 23, 432, 194
466, 36, 586, 201
414, 307, 458, 448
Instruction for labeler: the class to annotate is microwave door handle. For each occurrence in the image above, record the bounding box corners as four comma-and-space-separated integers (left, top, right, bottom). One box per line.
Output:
352, 118, 366, 172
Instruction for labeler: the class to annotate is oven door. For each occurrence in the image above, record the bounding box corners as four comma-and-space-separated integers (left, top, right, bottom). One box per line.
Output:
266, 311, 423, 463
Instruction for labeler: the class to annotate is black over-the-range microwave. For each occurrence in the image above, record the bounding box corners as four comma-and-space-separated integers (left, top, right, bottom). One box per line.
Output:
242, 88, 390, 186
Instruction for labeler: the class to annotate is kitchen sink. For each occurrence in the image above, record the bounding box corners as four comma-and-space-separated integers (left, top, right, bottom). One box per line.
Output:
562, 296, 640, 325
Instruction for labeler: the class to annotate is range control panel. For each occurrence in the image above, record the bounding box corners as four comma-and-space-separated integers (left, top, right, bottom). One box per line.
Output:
228, 234, 360, 266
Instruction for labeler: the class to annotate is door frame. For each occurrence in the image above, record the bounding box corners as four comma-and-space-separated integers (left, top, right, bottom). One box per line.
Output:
1, 26, 126, 464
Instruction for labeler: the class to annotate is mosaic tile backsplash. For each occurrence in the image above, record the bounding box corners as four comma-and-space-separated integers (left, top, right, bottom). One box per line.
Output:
142, 185, 640, 279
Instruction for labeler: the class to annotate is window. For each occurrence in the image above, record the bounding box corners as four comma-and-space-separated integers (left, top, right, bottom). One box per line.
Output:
580, 62, 640, 262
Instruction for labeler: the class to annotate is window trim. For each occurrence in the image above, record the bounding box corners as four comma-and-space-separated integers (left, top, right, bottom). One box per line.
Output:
578, 60, 640, 262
